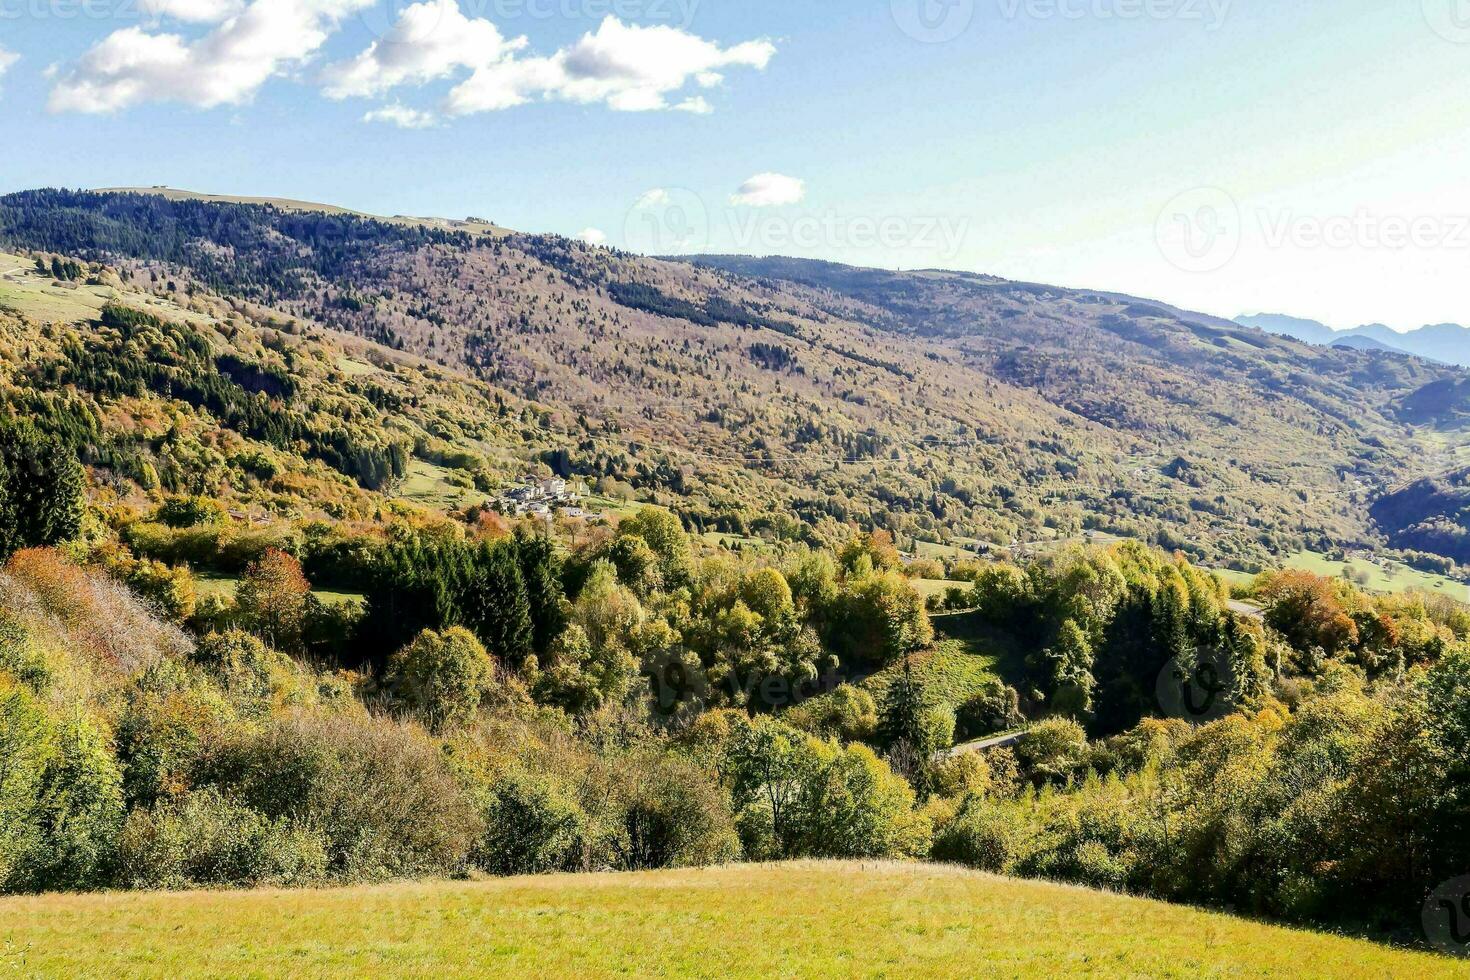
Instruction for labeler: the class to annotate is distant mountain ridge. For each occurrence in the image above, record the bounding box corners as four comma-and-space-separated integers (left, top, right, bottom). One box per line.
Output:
1236, 313, 1469, 366
4, 187, 1470, 570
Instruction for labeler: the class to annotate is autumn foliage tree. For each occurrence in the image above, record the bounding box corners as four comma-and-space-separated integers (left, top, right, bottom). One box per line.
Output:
235, 548, 310, 652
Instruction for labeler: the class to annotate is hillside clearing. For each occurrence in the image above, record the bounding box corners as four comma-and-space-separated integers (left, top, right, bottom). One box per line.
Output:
0, 862, 1458, 978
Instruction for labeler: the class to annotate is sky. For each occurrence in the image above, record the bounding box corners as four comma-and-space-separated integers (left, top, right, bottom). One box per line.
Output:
1, 0, 1469, 331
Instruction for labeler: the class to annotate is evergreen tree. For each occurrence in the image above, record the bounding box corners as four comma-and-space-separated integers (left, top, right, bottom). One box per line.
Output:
514, 530, 566, 656
0, 421, 85, 560
462, 543, 534, 666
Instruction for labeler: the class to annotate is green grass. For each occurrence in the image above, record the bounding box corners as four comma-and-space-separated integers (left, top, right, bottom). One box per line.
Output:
0, 862, 1458, 978
194, 574, 363, 606
700, 531, 771, 551
1282, 550, 1466, 597
334, 355, 379, 377
913, 540, 980, 561
396, 460, 489, 511
909, 578, 971, 600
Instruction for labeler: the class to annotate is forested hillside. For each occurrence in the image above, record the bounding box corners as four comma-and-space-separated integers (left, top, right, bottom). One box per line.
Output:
5, 189, 1469, 574
2, 201, 1470, 952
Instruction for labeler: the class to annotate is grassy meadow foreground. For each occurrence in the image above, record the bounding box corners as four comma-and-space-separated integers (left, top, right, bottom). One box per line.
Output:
0, 862, 1460, 979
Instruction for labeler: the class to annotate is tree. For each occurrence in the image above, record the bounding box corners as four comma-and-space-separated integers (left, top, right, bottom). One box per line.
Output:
618, 508, 691, 585
831, 572, 933, 669
461, 543, 534, 666
513, 530, 566, 657
877, 663, 955, 763
1258, 570, 1359, 655
1040, 619, 1095, 717
235, 548, 310, 652
0, 421, 85, 560
788, 742, 930, 859
385, 627, 495, 731
531, 623, 637, 716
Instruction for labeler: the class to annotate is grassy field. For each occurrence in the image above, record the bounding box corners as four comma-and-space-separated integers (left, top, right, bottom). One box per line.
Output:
909, 578, 971, 600
0, 861, 1459, 978
1282, 550, 1466, 597
395, 460, 490, 511
194, 574, 364, 607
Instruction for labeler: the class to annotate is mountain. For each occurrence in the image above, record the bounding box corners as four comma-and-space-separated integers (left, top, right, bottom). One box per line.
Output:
3, 187, 1470, 572
1237, 314, 1469, 366
1234, 313, 1340, 346
1331, 334, 1413, 356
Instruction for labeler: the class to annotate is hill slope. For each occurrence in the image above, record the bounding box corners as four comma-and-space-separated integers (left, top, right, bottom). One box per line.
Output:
0, 862, 1460, 978
3, 188, 1470, 569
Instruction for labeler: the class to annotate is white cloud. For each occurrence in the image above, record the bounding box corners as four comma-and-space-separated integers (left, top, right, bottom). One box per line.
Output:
635, 188, 671, 209
48, 0, 372, 113
363, 103, 438, 128
0, 47, 19, 90
137, 0, 245, 23
576, 227, 608, 246
446, 16, 775, 116
674, 96, 712, 115
321, 0, 524, 100
45, 6, 773, 119
730, 172, 805, 208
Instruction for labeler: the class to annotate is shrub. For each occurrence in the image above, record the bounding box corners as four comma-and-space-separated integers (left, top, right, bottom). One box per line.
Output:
784, 684, 877, 743
18, 716, 125, 891
789, 742, 931, 859
385, 627, 495, 731
931, 795, 1020, 872
203, 712, 481, 881
613, 751, 739, 870
193, 630, 282, 705
0, 674, 54, 887
1015, 716, 1090, 785
156, 496, 226, 529
115, 660, 238, 807
473, 767, 590, 876
955, 681, 1022, 741
117, 787, 327, 890
0, 612, 51, 693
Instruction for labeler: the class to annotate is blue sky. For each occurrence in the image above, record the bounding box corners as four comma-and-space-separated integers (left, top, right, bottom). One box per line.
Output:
2, 0, 1469, 329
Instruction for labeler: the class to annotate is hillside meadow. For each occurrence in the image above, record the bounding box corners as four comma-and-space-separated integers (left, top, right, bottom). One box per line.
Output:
0, 862, 1462, 978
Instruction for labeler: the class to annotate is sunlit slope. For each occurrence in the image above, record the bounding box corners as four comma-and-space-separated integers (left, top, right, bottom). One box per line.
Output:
0, 862, 1460, 978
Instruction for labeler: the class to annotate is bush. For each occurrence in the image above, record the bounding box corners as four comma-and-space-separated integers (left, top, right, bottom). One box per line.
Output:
0, 612, 51, 693
473, 767, 590, 876
931, 796, 1020, 873
954, 681, 1022, 741
385, 627, 495, 731
117, 787, 327, 890
156, 496, 226, 529
783, 685, 877, 743
19, 716, 124, 891
193, 630, 281, 704
788, 742, 931, 859
1015, 716, 1090, 785
613, 751, 739, 870
0, 674, 54, 888
202, 711, 481, 881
